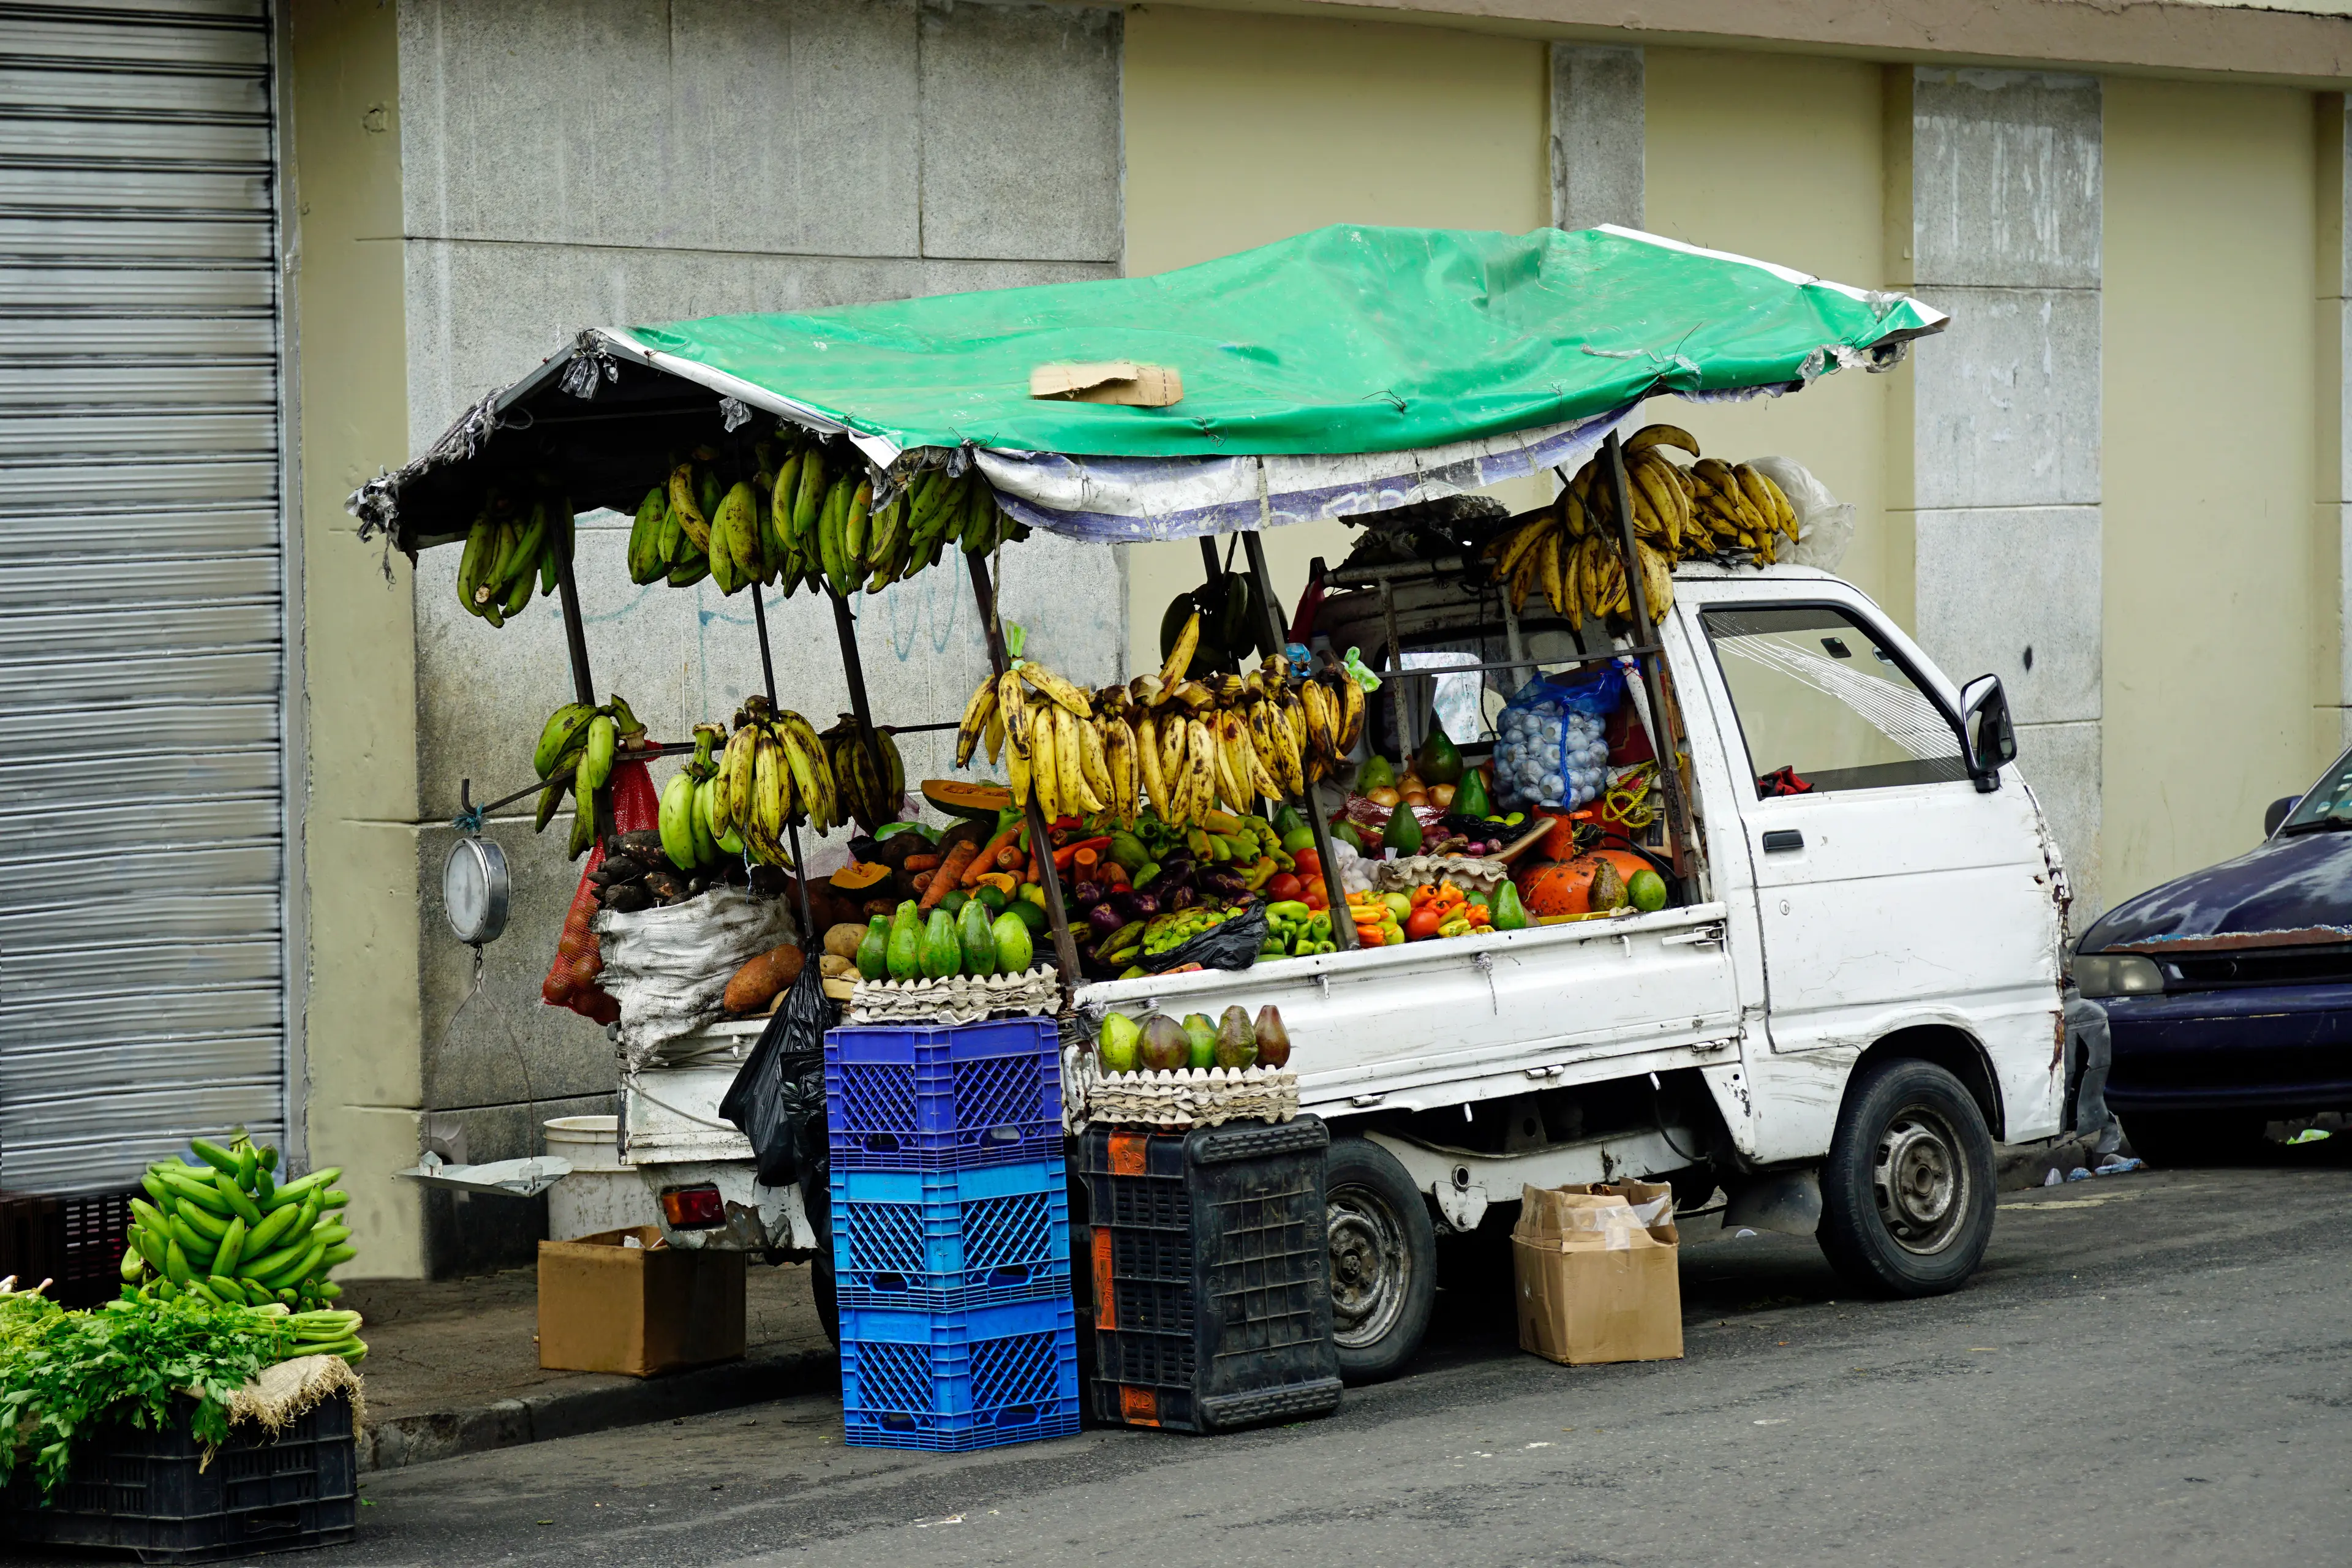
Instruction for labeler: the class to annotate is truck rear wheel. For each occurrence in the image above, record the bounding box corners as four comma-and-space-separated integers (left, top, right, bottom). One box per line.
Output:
1817, 1059, 1995, 1298
1325, 1137, 1436, 1383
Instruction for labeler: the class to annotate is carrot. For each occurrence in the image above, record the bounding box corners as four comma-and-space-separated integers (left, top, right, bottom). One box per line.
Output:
997, 843, 1025, 871
1052, 835, 1114, 872
963, 826, 1023, 886
919, 840, 980, 909
902, 853, 941, 874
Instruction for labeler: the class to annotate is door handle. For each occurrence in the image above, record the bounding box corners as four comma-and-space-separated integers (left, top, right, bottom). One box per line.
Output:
1761, 829, 1804, 853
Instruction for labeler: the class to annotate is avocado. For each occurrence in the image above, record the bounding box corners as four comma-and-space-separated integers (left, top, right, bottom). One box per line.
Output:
856, 916, 891, 981
1137, 1013, 1190, 1073
1453, 767, 1492, 820
1182, 1013, 1217, 1071
1358, 755, 1396, 793
1382, 802, 1424, 856
1415, 717, 1463, 786
1213, 1006, 1258, 1069
1491, 880, 1529, 932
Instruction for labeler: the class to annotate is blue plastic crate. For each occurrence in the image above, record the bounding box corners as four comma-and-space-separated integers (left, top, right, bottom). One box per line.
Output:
839, 1296, 1081, 1452
825, 1019, 1062, 1170
832, 1158, 1071, 1310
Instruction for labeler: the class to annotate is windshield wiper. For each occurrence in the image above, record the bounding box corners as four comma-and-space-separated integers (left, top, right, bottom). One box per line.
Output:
2279, 813, 2352, 835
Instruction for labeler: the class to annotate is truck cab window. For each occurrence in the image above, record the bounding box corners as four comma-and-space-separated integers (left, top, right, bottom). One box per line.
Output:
1700, 605, 1967, 796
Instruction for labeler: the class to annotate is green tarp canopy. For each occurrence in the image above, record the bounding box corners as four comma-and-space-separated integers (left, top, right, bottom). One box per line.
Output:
622, 222, 1943, 461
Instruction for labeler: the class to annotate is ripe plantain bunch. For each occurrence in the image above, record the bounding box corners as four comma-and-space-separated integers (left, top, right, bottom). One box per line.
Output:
1483, 423, 1801, 626
627, 434, 1030, 599
818, 714, 907, 835
710, 696, 843, 865
952, 612, 1365, 831
531, 693, 648, 859
455, 486, 574, 627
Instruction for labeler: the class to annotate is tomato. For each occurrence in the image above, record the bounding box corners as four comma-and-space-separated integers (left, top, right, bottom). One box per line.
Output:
1292, 848, 1322, 881
1267, 873, 1304, 903
1404, 907, 1445, 942
1302, 883, 1327, 911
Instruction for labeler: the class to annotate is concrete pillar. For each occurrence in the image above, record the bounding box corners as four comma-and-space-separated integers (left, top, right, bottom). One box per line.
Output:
1904, 69, 2105, 923
2323, 95, 2352, 748
1549, 44, 1642, 232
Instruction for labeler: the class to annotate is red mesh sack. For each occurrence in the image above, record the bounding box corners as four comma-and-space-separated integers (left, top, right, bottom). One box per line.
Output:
542, 756, 657, 1020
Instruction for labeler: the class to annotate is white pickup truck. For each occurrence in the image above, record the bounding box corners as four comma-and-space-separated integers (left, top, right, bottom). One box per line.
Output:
622, 562, 2071, 1381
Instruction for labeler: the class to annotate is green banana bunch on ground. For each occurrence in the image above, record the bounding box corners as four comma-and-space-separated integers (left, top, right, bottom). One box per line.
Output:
456, 488, 573, 627
121, 1133, 361, 1357
621, 431, 1030, 601
532, 694, 647, 859
711, 695, 843, 865
819, 715, 905, 834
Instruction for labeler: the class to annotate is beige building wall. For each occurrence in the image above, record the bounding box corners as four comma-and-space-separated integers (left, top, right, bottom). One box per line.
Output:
1121, 7, 1548, 674
286, 0, 425, 1278
2103, 77, 2328, 901
1642, 50, 1898, 613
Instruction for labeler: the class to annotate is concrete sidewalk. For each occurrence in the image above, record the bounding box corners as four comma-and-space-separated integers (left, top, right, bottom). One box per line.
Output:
340, 1259, 837, 1471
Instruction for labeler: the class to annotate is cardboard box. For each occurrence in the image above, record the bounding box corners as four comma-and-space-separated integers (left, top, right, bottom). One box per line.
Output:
537, 1226, 745, 1377
1511, 1182, 1683, 1366
1028, 360, 1183, 407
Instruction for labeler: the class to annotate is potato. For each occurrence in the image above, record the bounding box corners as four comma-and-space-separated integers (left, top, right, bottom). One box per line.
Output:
723, 943, 805, 1014
823, 922, 870, 960
818, 952, 856, 979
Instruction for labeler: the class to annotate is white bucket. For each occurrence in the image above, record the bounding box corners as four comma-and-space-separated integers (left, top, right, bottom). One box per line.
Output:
543, 1115, 662, 1240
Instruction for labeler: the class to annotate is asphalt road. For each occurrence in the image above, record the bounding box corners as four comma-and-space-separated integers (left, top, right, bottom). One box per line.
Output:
64, 1156, 2352, 1566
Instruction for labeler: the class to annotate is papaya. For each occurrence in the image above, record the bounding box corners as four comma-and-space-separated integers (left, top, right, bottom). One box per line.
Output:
1415, 717, 1463, 786
885, 900, 922, 979
1453, 767, 1492, 821
1357, 755, 1395, 794
921, 908, 963, 978
991, 909, 1035, 974
957, 897, 997, 976
831, 860, 890, 892
921, 778, 1011, 822
1382, 802, 1423, 856
1491, 880, 1529, 932
856, 916, 891, 980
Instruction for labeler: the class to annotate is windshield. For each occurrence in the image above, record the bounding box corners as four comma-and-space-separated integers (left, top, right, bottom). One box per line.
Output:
2278, 746, 2352, 832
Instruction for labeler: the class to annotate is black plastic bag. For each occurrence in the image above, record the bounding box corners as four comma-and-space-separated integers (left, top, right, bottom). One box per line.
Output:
719, 957, 835, 1188
1138, 903, 1268, 975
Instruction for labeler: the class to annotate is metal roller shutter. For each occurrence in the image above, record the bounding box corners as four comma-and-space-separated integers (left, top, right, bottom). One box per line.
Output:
0, 0, 285, 1191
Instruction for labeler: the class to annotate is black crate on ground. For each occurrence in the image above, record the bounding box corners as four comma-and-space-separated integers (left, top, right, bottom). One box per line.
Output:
0, 1189, 135, 1308
2, 1392, 357, 1562
1079, 1115, 1342, 1433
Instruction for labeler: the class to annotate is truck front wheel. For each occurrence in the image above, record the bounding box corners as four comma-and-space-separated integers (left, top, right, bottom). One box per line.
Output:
1817, 1059, 1996, 1297
1325, 1137, 1436, 1383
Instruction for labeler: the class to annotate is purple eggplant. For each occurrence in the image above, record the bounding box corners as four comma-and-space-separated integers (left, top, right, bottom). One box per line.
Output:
1166, 884, 1197, 911
1085, 902, 1125, 937
1072, 880, 1104, 909
1112, 889, 1159, 922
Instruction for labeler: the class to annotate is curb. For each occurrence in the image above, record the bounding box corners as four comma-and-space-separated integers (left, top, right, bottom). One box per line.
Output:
358, 1343, 839, 1472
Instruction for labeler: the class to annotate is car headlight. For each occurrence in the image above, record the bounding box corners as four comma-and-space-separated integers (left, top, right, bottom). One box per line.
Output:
2074, 952, 2164, 998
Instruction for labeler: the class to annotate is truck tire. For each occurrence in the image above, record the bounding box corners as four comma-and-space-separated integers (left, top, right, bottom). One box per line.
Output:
1325, 1137, 1436, 1384
1817, 1058, 1996, 1298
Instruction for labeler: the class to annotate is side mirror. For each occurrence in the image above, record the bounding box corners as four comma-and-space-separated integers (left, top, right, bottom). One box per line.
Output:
1958, 674, 2016, 794
2264, 795, 2301, 837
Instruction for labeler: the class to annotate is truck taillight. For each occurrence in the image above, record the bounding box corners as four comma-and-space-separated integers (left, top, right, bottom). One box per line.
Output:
660, 1185, 726, 1229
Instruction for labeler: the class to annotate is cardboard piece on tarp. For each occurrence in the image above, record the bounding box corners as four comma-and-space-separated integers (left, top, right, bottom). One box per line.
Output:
1511, 1181, 1683, 1366
538, 1224, 745, 1378
1028, 360, 1183, 407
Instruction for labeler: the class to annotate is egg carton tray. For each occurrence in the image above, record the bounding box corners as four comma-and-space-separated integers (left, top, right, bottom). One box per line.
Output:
1062, 1046, 1299, 1131
848, 967, 1060, 1026
1368, 854, 1508, 895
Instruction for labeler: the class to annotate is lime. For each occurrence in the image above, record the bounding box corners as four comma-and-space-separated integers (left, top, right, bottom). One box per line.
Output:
1627, 869, 1668, 912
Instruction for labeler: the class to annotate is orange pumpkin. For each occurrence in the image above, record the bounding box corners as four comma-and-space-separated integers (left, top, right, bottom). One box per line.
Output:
1514, 854, 1630, 918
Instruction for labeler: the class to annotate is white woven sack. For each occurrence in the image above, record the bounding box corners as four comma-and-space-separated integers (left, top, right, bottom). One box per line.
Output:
595, 888, 796, 1068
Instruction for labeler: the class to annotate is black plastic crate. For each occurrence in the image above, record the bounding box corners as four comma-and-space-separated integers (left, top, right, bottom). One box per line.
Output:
0, 1189, 136, 1308
3, 1392, 357, 1562
1079, 1115, 1342, 1434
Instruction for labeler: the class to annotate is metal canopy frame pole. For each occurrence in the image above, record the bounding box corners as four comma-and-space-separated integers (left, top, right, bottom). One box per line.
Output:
1602, 431, 1695, 885
552, 527, 614, 843
965, 549, 1084, 991
827, 588, 894, 827
750, 586, 820, 943
1237, 530, 1355, 951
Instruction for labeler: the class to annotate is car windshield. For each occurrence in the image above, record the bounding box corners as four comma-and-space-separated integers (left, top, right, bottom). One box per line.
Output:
2278, 747, 2352, 832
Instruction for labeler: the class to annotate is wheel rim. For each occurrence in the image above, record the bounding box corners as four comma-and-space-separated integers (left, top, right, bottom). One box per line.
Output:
1327, 1182, 1411, 1350
1871, 1103, 1970, 1255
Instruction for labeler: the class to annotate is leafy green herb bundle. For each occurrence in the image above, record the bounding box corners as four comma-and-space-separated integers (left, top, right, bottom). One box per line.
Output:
0, 1291, 292, 1501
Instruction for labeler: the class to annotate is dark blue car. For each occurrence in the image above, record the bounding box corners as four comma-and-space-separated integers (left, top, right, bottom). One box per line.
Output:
2073, 750, 2352, 1164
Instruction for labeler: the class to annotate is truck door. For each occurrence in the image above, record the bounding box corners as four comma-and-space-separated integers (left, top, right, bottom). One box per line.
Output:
1684, 594, 2059, 1077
